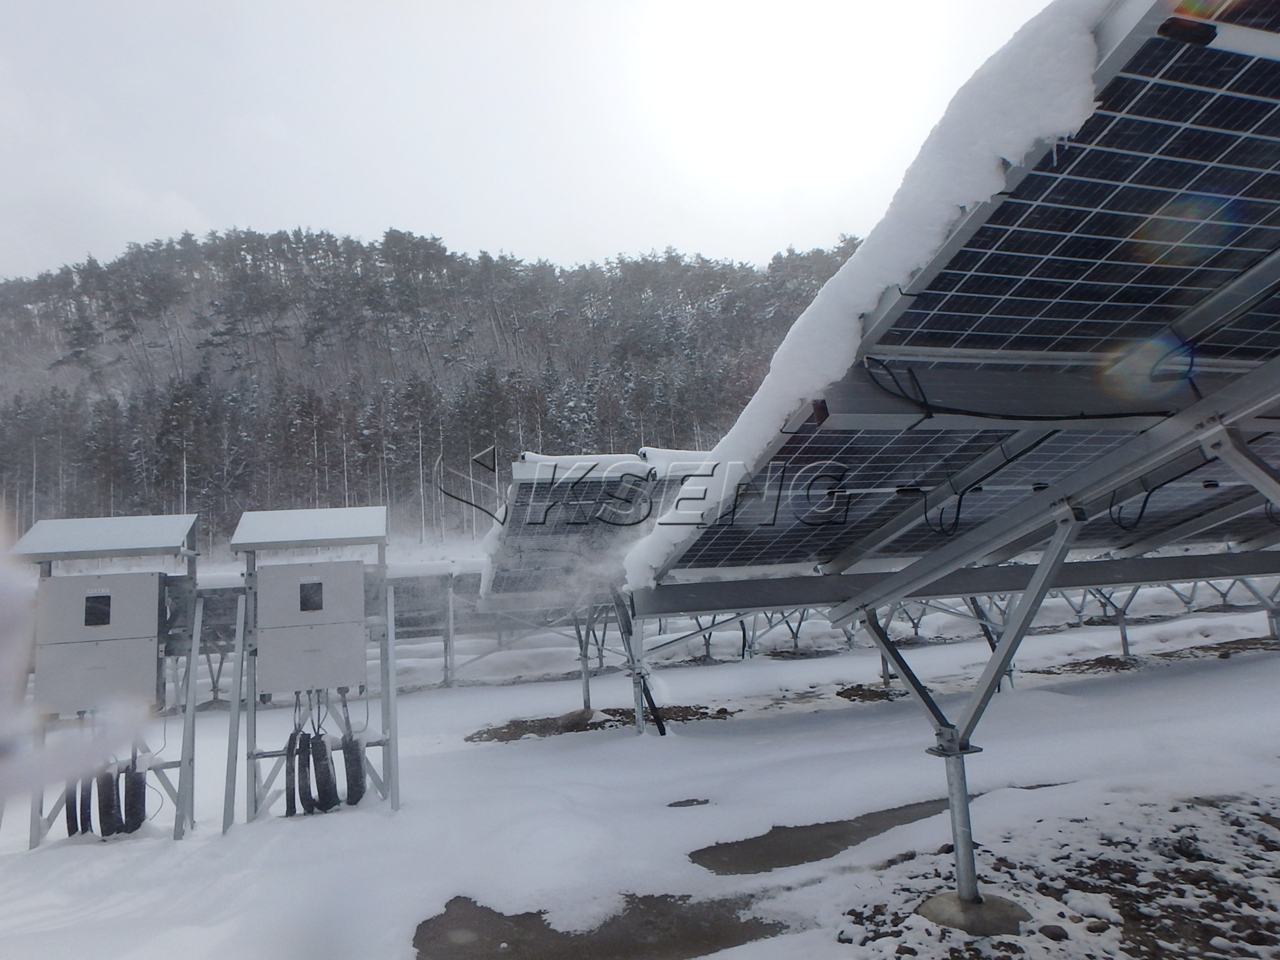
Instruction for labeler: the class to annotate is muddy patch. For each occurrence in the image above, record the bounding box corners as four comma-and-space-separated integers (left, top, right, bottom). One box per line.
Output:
765, 647, 844, 660
836, 683, 909, 703
414, 894, 783, 960
1028, 637, 1279, 678
466, 706, 735, 743
1027, 654, 1143, 675
689, 797, 950, 876
1152, 636, 1279, 660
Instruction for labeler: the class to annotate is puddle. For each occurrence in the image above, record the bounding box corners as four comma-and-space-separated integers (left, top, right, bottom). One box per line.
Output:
414, 894, 783, 960
689, 797, 949, 875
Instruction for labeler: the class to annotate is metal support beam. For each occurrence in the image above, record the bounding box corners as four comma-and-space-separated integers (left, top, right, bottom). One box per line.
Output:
829, 353, 1280, 624
861, 518, 1078, 905
444, 574, 456, 687
222, 595, 246, 834
1113, 492, 1265, 559
636, 550, 1280, 619
1234, 525, 1280, 552
863, 610, 950, 735
956, 518, 1078, 745
244, 552, 259, 822
820, 430, 1055, 575
1207, 428, 1280, 507
383, 583, 400, 810
173, 597, 203, 839
611, 587, 646, 734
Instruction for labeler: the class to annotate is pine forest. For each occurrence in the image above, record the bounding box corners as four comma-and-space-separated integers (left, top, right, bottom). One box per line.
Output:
0, 229, 858, 544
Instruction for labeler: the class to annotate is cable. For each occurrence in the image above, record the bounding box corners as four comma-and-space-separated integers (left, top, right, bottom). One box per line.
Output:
339, 688, 366, 806
1266, 501, 1280, 527
924, 488, 967, 537
1109, 486, 1158, 531
296, 731, 316, 814
311, 735, 341, 812
864, 357, 1177, 423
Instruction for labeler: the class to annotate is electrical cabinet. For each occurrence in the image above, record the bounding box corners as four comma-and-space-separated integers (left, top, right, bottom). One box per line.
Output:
35, 573, 163, 645
32, 573, 164, 715
34, 638, 159, 715
255, 561, 365, 628
254, 562, 368, 693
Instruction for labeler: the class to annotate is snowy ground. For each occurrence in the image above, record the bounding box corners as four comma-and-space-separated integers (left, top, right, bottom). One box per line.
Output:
0, 605, 1278, 960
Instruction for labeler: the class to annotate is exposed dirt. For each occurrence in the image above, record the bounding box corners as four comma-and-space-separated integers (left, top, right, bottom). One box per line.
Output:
764, 647, 844, 660
1151, 636, 1280, 660
465, 705, 736, 743
413, 894, 783, 960
1026, 655, 1143, 675
837, 682, 911, 702
1027, 636, 1279, 677
839, 794, 1280, 959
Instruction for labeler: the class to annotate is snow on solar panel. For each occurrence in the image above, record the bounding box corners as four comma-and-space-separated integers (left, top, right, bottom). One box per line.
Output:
644, 5, 1280, 583
486, 459, 686, 598
871, 36, 1280, 359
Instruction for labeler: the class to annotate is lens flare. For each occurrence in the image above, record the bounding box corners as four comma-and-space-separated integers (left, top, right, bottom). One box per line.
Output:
1131, 196, 1238, 266
1174, 0, 1230, 18
1098, 330, 1194, 403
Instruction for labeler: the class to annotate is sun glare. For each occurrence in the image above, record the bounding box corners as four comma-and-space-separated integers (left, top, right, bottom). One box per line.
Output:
622, 0, 1057, 232
626, 2, 929, 199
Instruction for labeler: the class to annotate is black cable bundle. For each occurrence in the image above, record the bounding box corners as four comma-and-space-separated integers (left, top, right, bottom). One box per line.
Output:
284, 730, 299, 817
123, 768, 146, 833
64, 780, 79, 837
337, 689, 364, 806
79, 777, 93, 835
641, 679, 667, 737
311, 736, 341, 812
341, 734, 365, 806
96, 770, 122, 837
296, 732, 316, 814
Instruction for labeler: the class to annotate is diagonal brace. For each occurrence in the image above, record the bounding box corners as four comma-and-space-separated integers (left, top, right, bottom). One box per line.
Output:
956, 516, 1080, 745
863, 608, 952, 736
1205, 427, 1280, 507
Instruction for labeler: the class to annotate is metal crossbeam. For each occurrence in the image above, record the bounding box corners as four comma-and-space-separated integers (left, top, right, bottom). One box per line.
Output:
820, 430, 1055, 575
828, 355, 1280, 624
633, 550, 1280, 619
1112, 493, 1266, 559
1208, 428, 1280, 508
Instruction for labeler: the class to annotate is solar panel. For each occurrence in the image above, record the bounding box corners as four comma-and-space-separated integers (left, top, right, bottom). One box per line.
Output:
869, 36, 1280, 362
648, 6, 1280, 588
486, 455, 686, 601
1184, 0, 1280, 36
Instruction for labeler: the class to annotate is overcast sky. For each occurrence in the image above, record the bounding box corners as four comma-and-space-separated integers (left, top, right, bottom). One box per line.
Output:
0, 0, 1057, 280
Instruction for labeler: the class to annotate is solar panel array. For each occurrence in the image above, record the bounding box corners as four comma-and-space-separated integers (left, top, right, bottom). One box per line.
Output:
874, 37, 1280, 360
660, 8, 1280, 580
672, 427, 1139, 569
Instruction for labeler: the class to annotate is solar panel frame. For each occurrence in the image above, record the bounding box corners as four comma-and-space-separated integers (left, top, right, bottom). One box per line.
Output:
862, 29, 1280, 367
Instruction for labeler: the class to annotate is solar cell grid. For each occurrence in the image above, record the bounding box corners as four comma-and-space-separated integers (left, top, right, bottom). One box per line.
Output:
872, 35, 1280, 359
1076, 481, 1258, 550
876, 431, 1135, 557
1205, 1, 1280, 36
672, 428, 1012, 569
662, 15, 1280, 583
671, 429, 1142, 569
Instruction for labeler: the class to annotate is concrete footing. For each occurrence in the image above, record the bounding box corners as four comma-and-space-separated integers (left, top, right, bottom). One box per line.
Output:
915, 891, 1031, 937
